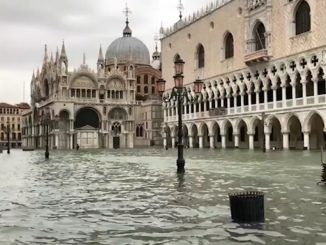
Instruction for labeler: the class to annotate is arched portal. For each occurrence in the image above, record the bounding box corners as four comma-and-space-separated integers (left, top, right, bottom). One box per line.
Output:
200, 123, 210, 148
252, 117, 264, 149
225, 120, 233, 148
238, 120, 249, 149
74, 107, 100, 149
191, 124, 199, 148
212, 122, 221, 148
75, 107, 100, 129
269, 116, 283, 149
288, 115, 303, 150
58, 110, 70, 149
308, 113, 325, 149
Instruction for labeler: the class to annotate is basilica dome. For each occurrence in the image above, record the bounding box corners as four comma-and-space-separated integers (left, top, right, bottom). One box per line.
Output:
105, 21, 150, 66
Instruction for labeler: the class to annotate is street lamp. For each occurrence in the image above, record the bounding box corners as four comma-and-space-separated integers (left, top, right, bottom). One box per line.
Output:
43, 110, 50, 159
157, 58, 203, 173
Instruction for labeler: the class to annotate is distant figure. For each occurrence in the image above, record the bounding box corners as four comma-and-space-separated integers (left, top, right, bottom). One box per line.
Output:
76, 144, 80, 150
165, 145, 168, 150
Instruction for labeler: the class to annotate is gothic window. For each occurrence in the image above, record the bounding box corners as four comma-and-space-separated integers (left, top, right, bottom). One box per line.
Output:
111, 122, 121, 135
137, 76, 141, 84
144, 86, 148, 94
107, 90, 110, 99
137, 86, 141, 93
71, 89, 75, 97
120, 91, 123, 99
144, 75, 148, 84
225, 33, 234, 59
197, 44, 205, 68
151, 77, 155, 84
295, 1, 311, 35
136, 124, 144, 137
152, 86, 155, 94
254, 22, 266, 51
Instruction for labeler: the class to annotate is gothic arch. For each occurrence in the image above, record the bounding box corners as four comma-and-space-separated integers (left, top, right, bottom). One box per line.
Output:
283, 113, 302, 133
303, 110, 325, 132
108, 107, 128, 121
252, 21, 266, 51
196, 43, 205, 68
294, 0, 311, 35
224, 31, 234, 59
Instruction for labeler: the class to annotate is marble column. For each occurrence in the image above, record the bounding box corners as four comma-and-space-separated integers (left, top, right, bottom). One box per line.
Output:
283, 133, 289, 150
189, 136, 194, 148
248, 93, 252, 112
249, 134, 254, 150
172, 137, 176, 149
221, 135, 226, 149
265, 133, 271, 151
209, 135, 215, 149
282, 86, 286, 107
199, 135, 204, 149
234, 134, 239, 148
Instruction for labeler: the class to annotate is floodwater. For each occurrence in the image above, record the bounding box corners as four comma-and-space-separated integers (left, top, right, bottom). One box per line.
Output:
0, 148, 326, 245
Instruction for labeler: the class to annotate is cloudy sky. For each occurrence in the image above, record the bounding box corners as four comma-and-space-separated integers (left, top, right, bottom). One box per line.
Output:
0, 0, 214, 104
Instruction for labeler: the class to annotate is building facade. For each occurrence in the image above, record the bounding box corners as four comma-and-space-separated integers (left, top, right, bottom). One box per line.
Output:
22, 17, 163, 150
0, 103, 30, 149
160, 0, 326, 150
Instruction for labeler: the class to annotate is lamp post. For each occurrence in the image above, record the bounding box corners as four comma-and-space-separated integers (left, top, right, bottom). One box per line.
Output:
43, 111, 50, 159
157, 58, 203, 173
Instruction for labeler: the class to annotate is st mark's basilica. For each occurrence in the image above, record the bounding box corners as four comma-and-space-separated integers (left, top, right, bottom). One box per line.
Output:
22, 10, 163, 149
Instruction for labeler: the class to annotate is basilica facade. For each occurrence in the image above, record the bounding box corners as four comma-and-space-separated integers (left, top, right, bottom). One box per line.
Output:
160, 0, 326, 150
22, 19, 163, 150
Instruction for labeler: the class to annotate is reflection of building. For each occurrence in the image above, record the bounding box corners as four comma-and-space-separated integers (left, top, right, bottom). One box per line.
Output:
161, 0, 326, 150
0, 103, 30, 148
22, 12, 163, 150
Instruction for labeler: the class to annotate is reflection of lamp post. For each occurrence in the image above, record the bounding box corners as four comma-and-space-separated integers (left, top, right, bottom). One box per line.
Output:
262, 112, 266, 153
157, 58, 203, 173
5, 120, 10, 154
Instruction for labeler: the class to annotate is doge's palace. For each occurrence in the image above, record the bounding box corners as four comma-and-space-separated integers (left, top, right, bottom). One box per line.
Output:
160, 0, 326, 151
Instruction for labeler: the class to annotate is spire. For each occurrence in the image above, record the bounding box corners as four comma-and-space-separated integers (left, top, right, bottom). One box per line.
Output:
60, 40, 67, 59
55, 47, 59, 62
177, 0, 184, 20
97, 45, 104, 62
37, 67, 40, 77
50, 52, 54, 63
44, 44, 48, 62
122, 1, 132, 37
32, 70, 35, 79
83, 53, 86, 65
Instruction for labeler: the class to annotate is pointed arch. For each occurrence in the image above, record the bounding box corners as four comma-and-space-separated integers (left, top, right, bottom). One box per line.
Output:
253, 21, 266, 51
295, 0, 311, 35
224, 32, 234, 59
196, 43, 205, 68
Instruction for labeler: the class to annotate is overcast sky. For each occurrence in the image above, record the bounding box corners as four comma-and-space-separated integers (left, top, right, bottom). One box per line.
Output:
0, 0, 215, 104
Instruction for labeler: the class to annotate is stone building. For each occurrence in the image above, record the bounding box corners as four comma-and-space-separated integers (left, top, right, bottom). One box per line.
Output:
22, 15, 163, 150
161, 0, 326, 150
0, 103, 30, 149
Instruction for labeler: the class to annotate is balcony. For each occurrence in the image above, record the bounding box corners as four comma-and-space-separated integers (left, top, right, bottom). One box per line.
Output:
244, 49, 270, 64
209, 108, 227, 117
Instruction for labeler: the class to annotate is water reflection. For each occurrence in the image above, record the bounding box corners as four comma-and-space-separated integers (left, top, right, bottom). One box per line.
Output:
0, 149, 325, 244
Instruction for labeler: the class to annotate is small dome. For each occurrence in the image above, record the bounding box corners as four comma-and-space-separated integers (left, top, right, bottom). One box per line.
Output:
106, 36, 150, 65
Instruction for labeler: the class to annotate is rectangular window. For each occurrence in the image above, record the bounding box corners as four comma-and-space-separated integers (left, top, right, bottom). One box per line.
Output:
92, 90, 96, 98
120, 91, 123, 99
